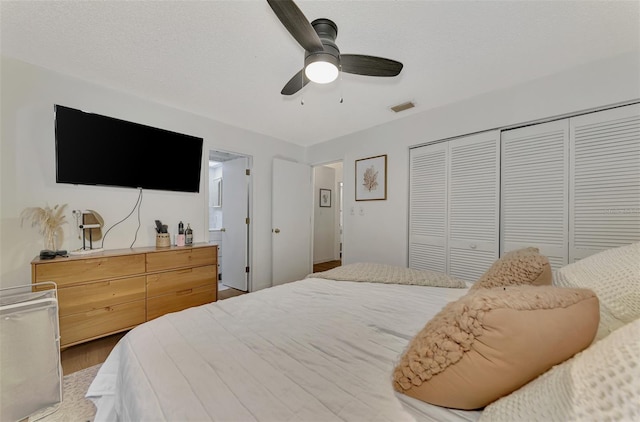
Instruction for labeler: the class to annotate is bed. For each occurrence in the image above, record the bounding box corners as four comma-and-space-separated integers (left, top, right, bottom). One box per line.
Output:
87, 244, 640, 422
87, 269, 480, 422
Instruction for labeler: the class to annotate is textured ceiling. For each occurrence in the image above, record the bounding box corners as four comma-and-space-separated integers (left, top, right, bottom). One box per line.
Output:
1, 0, 639, 147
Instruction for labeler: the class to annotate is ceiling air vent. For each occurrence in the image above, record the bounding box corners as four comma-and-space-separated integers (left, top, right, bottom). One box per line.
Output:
390, 101, 415, 113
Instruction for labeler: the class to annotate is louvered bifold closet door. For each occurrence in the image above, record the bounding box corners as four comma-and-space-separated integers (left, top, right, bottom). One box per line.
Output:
569, 104, 640, 262
501, 120, 569, 269
447, 131, 500, 283
409, 142, 448, 272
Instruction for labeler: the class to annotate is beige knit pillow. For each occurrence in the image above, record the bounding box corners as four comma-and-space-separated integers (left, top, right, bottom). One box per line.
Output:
469, 247, 551, 291
392, 285, 599, 410
309, 262, 467, 288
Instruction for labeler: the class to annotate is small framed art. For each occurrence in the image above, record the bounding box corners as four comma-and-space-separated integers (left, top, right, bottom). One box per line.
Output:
319, 188, 332, 207
355, 154, 387, 201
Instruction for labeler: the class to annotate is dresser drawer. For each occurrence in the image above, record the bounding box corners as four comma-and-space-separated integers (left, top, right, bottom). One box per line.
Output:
146, 246, 216, 272
146, 284, 216, 321
34, 254, 145, 287
60, 300, 146, 347
147, 265, 216, 297
57, 276, 146, 317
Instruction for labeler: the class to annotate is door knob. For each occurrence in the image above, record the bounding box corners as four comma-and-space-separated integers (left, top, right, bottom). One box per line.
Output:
273, 228, 281, 234
220, 228, 226, 232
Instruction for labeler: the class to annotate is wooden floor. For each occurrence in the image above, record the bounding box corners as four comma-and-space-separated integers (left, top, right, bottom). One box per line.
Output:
218, 286, 246, 300
313, 260, 342, 273
61, 332, 127, 375
62, 261, 341, 375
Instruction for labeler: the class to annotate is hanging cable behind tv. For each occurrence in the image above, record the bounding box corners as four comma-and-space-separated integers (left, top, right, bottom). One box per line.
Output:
100, 188, 144, 249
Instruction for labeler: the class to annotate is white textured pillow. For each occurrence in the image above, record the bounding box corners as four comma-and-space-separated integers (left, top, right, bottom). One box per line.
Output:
555, 242, 640, 340
480, 318, 640, 422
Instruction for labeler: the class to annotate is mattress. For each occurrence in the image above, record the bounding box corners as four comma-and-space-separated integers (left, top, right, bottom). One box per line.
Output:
87, 278, 482, 421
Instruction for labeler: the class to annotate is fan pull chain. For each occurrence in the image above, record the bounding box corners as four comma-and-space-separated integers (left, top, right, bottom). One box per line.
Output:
339, 65, 344, 103
301, 61, 305, 105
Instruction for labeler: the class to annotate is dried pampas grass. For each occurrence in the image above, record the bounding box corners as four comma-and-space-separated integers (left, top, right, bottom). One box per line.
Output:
21, 203, 68, 250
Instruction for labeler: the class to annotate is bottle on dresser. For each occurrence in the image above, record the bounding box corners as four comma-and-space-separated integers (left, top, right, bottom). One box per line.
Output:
185, 223, 193, 246
176, 221, 185, 246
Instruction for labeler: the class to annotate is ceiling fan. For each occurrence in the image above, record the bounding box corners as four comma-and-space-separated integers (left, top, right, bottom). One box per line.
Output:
266, 0, 404, 96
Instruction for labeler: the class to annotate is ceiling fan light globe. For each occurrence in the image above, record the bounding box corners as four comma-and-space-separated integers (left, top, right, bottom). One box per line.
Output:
305, 61, 339, 84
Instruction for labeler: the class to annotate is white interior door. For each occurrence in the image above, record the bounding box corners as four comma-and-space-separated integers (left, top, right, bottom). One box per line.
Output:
409, 142, 448, 273
447, 131, 500, 283
272, 158, 312, 285
221, 157, 249, 291
569, 103, 640, 261
501, 119, 569, 269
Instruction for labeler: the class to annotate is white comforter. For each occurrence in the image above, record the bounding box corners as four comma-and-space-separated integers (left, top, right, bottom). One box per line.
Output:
87, 278, 481, 422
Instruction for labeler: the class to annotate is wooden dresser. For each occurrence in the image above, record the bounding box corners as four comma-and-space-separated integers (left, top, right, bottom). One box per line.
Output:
32, 243, 217, 348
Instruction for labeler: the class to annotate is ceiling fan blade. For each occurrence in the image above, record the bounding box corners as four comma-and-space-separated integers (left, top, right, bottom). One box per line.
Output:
340, 54, 403, 77
281, 69, 310, 95
267, 0, 324, 53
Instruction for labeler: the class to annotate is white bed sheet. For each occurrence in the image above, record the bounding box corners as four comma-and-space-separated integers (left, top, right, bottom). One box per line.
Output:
87, 278, 482, 422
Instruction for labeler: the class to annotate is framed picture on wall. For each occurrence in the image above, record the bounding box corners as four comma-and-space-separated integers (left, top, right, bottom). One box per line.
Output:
355, 154, 387, 201
319, 188, 332, 207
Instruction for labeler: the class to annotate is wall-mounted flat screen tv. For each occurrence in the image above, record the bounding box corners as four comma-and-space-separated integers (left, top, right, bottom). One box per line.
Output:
55, 105, 203, 193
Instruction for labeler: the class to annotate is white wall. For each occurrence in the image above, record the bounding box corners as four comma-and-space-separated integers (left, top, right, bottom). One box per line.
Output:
313, 165, 335, 263
0, 57, 305, 291
3, 52, 638, 290
308, 51, 640, 268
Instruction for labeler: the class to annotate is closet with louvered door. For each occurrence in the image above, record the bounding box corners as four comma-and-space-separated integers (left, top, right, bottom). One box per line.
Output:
500, 103, 640, 267
501, 120, 569, 269
569, 104, 640, 261
409, 142, 448, 273
409, 131, 500, 283
447, 132, 500, 282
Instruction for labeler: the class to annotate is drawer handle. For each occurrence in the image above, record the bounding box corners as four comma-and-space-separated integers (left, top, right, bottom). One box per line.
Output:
87, 307, 112, 317
470, 244, 477, 249
86, 258, 107, 265
177, 289, 193, 296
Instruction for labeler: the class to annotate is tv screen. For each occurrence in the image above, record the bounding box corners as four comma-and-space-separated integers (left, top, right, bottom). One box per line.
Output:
55, 105, 203, 193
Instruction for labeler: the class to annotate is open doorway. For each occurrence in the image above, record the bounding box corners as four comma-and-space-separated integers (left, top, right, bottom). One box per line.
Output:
208, 150, 252, 293
312, 161, 343, 273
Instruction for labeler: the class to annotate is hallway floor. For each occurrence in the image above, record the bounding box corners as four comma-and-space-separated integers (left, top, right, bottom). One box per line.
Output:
313, 260, 342, 273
